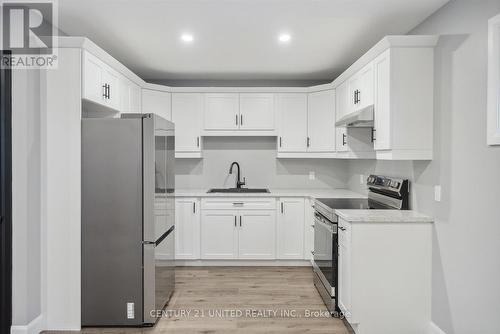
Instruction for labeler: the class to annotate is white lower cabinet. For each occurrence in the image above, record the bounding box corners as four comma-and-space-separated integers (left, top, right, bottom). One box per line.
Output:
303, 198, 315, 260
337, 219, 352, 316
238, 210, 276, 259
337, 217, 432, 334
175, 198, 200, 260
277, 198, 305, 259
181, 197, 311, 261
201, 210, 239, 259
200, 208, 276, 260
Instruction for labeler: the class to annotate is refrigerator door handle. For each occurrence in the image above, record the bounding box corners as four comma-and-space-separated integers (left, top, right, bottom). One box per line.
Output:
155, 225, 175, 246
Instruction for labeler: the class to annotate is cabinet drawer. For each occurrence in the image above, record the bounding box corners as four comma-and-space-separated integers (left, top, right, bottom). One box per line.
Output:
201, 197, 276, 211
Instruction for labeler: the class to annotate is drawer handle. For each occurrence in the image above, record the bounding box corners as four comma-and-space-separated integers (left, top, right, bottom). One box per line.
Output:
232, 202, 244, 206
339, 226, 346, 231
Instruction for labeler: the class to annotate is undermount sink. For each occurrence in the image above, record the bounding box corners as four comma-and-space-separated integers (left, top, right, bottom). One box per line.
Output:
207, 188, 270, 193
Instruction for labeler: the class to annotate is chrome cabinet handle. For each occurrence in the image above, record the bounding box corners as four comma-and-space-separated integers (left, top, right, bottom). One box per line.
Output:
339, 226, 346, 231
234, 216, 237, 227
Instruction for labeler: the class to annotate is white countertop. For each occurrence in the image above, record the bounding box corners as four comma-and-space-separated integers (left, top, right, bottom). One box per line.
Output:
335, 209, 434, 223
175, 188, 366, 199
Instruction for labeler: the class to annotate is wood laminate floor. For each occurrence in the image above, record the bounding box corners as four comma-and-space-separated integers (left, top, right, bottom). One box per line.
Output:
45, 267, 349, 334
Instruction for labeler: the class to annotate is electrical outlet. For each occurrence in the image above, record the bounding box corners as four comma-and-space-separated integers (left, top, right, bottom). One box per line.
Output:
309, 171, 315, 180
127, 302, 135, 319
434, 185, 441, 202
360, 174, 365, 184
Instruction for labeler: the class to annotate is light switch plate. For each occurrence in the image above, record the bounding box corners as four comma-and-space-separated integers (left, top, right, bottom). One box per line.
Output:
434, 185, 441, 202
309, 171, 315, 180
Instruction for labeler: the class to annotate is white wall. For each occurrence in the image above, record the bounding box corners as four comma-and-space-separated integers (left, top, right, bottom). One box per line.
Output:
176, 136, 349, 189
11, 69, 42, 330
348, 1, 500, 333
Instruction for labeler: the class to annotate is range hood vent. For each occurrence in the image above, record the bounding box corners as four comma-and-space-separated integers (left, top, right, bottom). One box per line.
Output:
335, 105, 374, 128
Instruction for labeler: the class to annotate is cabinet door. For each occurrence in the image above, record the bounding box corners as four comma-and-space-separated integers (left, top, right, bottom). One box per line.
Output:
175, 198, 200, 260
336, 127, 349, 152
358, 63, 374, 110
200, 210, 238, 259
338, 220, 352, 315
348, 75, 361, 112
102, 67, 121, 111
335, 80, 350, 120
129, 83, 142, 113
238, 210, 276, 259
277, 94, 308, 152
142, 89, 172, 121
303, 199, 315, 260
119, 79, 142, 114
204, 93, 239, 130
172, 93, 203, 152
277, 198, 305, 259
239, 93, 275, 130
373, 50, 391, 150
307, 90, 335, 152
82, 51, 105, 105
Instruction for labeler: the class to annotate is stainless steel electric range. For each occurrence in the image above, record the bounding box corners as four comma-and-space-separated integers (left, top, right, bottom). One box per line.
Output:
312, 174, 409, 314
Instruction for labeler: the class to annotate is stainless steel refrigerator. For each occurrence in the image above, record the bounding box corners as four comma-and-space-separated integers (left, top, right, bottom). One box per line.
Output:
81, 113, 175, 326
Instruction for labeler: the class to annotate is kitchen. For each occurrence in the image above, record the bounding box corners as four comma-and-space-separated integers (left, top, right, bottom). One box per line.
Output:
3, 1, 500, 334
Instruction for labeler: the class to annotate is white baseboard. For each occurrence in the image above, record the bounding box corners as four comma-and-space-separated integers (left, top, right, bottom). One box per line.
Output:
429, 321, 447, 334
11, 314, 44, 334
175, 260, 312, 266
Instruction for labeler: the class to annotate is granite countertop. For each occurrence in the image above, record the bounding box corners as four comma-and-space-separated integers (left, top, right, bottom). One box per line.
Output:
335, 209, 434, 223
175, 188, 366, 199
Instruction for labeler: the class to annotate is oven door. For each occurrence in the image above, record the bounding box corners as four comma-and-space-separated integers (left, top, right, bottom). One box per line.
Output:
313, 212, 338, 297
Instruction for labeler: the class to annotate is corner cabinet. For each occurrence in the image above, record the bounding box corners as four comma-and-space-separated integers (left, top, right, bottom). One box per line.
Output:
203, 93, 276, 135
172, 93, 203, 158
142, 88, 172, 121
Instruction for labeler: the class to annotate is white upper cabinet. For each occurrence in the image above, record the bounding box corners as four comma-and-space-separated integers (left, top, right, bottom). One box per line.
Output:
277, 93, 308, 152
204, 93, 239, 131
142, 89, 172, 121
373, 50, 391, 151
120, 78, 142, 114
307, 90, 336, 152
277, 91, 336, 157
334, 36, 437, 160
172, 93, 203, 157
372, 48, 434, 160
348, 63, 374, 112
239, 93, 275, 131
82, 50, 121, 111
203, 93, 276, 134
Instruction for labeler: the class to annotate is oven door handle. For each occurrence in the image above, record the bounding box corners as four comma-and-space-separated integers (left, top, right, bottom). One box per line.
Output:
314, 217, 336, 235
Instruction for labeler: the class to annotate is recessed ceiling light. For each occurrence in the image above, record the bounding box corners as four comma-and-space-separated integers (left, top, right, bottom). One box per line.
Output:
181, 33, 194, 43
278, 33, 291, 43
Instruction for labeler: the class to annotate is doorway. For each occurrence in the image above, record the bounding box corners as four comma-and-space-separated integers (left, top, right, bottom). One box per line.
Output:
0, 52, 12, 333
